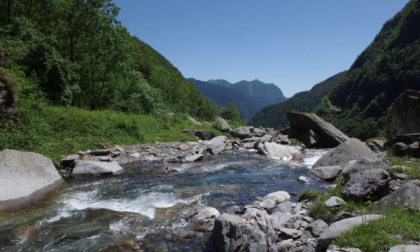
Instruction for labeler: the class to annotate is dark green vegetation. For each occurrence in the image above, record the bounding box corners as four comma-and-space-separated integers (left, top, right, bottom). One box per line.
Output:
249, 71, 346, 129
298, 155, 420, 252
320, 0, 420, 140
0, 0, 216, 117
189, 78, 287, 119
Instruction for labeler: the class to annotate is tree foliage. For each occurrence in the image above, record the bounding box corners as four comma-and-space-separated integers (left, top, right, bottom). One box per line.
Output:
324, 0, 420, 140
0, 0, 216, 119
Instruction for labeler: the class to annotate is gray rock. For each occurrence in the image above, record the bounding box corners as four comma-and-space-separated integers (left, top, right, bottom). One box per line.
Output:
231, 126, 254, 139
114, 145, 125, 152
342, 158, 391, 181
277, 239, 297, 252
193, 207, 220, 221
211, 212, 275, 252
194, 130, 216, 140
214, 116, 232, 132
313, 138, 377, 168
307, 219, 328, 237
375, 180, 420, 211
187, 116, 202, 126
271, 201, 292, 214
342, 169, 391, 201
389, 245, 420, 252
287, 111, 349, 148
327, 244, 362, 252
279, 228, 303, 239
265, 128, 278, 137
90, 149, 111, 156
60, 154, 80, 168
298, 176, 309, 184
332, 212, 355, 222
276, 134, 290, 144
318, 215, 383, 249
184, 154, 204, 162
99, 156, 111, 162
72, 161, 123, 177
324, 196, 345, 207
367, 139, 386, 153
269, 212, 292, 231
0, 149, 64, 210
262, 191, 291, 203
386, 89, 420, 138
207, 135, 228, 155
253, 128, 266, 137
310, 165, 342, 181
258, 142, 303, 161
259, 199, 276, 210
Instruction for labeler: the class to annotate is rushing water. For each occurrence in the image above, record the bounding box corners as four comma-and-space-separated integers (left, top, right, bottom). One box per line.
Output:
0, 149, 329, 251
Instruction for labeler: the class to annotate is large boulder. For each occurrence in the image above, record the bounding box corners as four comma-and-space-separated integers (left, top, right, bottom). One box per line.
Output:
317, 215, 383, 249
207, 135, 228, 155
0, 149, 64, 210
72, 161, 124, 177
389, 245, 420, 252
342, 158, 391, 181
230, 126, 254, 139
211, 212, 276, 252
258, 142, 303, 161
214, 116, 232, 132
342, 169, 391, 201
375, 180, 420, 211
287, 111, 349, 148
313, 138, 377, 168
310, 165, 342, 181
386, 89, 420, 138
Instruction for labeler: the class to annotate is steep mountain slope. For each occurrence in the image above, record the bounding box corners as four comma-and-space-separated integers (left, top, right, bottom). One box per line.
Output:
189, 78, 287, 119
323, 0, 420, 140
249, 71, 346, 129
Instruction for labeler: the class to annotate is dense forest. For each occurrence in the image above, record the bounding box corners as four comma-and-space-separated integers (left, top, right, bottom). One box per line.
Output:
248, 71, 346, 129
319, 0, 420, 140
0, 0, 216, 119
189, 78, 287, 120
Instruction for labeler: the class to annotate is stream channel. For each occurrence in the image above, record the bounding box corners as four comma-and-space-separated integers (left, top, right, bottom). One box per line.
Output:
0, 149, 328, 251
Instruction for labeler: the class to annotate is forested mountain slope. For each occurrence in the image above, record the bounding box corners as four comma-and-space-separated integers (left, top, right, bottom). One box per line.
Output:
249, 71, 346, 129
321, 0, 420, 139
189, 78, 287, 119
0, 0, 215, 118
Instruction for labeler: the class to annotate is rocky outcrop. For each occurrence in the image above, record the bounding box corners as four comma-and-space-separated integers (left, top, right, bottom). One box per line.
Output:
287, 111, 349, 148
313, 138, 377, 168
342, 169, 391, 201
375, 180, 420, 211
72, 160, 124, 177
386, 90, 420, 138
317, 215, 383, 249
341, 158, 391, 181
214, 116, 232, 132
258, 142, 303, 161
0, 149, 64, 210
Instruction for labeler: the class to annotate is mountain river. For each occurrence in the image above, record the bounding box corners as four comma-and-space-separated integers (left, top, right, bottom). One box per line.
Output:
0, 149, 329, 251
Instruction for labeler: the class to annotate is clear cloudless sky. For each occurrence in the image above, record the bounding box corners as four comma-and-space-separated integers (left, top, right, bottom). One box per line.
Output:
113, 0, 409, 97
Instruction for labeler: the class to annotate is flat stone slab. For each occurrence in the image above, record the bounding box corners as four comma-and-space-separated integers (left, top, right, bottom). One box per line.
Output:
318, 214, 383, 249
72, 161, 124, 177
0, 149, 64, 210
389, 245, 420, 252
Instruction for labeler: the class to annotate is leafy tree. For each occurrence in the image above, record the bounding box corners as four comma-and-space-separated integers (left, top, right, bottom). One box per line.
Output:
220, 102, 241, 121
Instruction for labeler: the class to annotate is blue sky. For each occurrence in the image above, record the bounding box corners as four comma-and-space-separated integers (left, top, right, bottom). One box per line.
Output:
113, 0, 409, 97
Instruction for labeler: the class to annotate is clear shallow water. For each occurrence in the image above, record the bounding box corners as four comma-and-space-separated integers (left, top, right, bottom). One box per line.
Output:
0, 149, 328, 251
